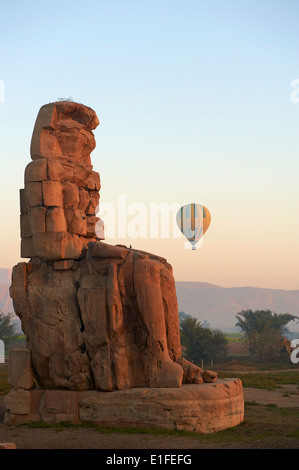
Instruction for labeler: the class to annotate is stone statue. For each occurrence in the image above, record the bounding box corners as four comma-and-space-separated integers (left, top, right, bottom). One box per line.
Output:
10, 101, 216, 391
20, 100, 104, 261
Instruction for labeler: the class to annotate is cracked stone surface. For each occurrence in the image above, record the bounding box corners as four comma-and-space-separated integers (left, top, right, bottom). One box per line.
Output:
10, 242, 186, 390
10, 101, 216, 392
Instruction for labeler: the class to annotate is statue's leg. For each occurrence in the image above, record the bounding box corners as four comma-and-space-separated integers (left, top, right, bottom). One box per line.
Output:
134, 256, 183, 388
160, 263, 182, 361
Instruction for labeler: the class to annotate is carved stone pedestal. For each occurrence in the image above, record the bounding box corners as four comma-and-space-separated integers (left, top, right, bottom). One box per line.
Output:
4, 379, 244, 434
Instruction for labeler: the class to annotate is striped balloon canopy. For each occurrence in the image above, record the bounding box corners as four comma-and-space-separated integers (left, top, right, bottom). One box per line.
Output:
176, 203, 211, 250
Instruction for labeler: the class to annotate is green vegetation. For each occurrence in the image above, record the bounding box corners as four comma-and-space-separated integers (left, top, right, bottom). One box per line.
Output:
235, 309, 298, 362
180, 316, 228, 364
179, 309, 299, 368
6, 334, 26, 351
0, 312, 18, 344
225, 332, 243, 343
218, 370, 299, 390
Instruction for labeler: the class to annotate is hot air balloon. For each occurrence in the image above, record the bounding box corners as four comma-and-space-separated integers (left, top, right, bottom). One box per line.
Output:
176, 203, 211, 250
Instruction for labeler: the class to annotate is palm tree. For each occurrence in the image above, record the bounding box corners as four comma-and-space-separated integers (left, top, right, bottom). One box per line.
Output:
235, 309, 298, 362
180, 317, 202, 363
180, 317, 228, 365
209, 328, 228, 363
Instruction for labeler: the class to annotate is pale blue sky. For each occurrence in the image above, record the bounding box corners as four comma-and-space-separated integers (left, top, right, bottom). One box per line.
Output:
0, 0, 298, 288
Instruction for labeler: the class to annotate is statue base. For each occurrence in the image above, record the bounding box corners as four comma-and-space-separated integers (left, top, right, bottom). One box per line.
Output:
4, 379, 244, 434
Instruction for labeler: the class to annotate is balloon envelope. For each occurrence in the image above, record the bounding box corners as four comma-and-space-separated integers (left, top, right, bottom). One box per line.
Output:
176, 203, 211, 249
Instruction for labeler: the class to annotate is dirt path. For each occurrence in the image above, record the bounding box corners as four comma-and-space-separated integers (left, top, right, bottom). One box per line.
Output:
244, 385, 299, 407
0, 423, 206, 450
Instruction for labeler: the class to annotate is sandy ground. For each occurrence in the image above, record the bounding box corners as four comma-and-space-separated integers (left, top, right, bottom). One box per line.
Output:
244, 384, 299, 407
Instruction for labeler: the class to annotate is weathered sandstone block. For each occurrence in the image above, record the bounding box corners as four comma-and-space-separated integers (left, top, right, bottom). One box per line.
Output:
78, 380, 244, 433
32, 232, 86, 260
62, 182, 80, 208
64, 208, 87, 235
10, 241, 194, 391
20, 237, 35, 258
53, 259, 74, 270
86, 171, 101, 191
30, 101, 99, 160
42, 180, 63, 207
46, 207, 67, 233
8, 348, 34, 390
0, 442, 17, 449
88, 190, 100, 210
202, 370, 217, 383
86, 215, 99, 237
78, 188, 90, 211
5, 389, 31, 415
20, 213, 31, 238
20, 189, 29, 214
19, 101, 104, 260
25, 182, 43, 207
47, 158, 64, 182
4, 380, 244, 433
29, 207, 46, 233
24, 159, 48, 183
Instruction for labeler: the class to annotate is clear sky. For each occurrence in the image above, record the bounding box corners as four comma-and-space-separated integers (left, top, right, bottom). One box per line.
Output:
0, 0, 298, 289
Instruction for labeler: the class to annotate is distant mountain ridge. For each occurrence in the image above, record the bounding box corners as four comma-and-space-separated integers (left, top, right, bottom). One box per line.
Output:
175, 282, 299, 332
0, 268, 298, 333
0, 268, 11, 285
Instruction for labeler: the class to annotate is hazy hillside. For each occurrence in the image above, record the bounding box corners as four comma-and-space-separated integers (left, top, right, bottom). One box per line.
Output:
0, 268, 298, 333
0, 268, 11, 285
176, 282, 299, 332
